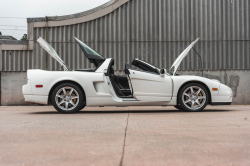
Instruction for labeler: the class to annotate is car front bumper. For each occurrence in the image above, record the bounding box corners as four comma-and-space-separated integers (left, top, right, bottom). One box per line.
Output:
211, 84, 233, 106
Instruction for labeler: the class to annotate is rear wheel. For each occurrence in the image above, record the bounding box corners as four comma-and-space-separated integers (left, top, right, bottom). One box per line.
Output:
51, 83, 85, 114
178, 83, 209, 112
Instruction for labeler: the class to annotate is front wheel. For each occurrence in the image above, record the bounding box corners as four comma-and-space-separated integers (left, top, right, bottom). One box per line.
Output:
174, 105, 182, 110
51, 83, 85, 114
178, 83, 209, 112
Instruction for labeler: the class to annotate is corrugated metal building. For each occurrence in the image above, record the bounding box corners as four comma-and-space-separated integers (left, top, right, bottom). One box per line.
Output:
0, 0, 249, 105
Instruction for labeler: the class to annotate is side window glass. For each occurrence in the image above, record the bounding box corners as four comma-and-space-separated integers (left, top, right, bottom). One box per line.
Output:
131, 61, 158, 74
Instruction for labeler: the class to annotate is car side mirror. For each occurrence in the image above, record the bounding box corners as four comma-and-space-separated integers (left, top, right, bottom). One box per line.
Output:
160, 68, 167, 77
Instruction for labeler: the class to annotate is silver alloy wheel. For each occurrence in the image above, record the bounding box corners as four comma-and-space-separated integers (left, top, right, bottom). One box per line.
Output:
55, 87, 79, 111
182, 86, 206, 110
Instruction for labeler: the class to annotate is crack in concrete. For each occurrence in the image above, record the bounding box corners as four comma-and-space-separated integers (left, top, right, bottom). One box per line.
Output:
119, 108, 130, 166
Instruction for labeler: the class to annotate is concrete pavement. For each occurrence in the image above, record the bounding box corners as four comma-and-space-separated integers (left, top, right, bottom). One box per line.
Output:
0, 105, 249, 166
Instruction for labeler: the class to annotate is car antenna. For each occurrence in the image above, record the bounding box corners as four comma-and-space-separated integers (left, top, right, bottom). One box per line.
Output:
192, 47, 203, 77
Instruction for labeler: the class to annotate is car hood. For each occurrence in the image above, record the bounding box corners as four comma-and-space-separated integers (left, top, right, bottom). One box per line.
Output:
169, 38, 199, 75
37, 37, 69, 71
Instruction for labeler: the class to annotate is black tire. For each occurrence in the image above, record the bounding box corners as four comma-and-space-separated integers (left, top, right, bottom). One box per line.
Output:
51, 83, 85, 114
174, 105, 182, 110
178, 83, 209, 112
79, 102, 86, 111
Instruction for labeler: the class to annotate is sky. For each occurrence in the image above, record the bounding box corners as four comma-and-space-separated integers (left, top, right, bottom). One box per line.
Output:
0, 0, 110, 40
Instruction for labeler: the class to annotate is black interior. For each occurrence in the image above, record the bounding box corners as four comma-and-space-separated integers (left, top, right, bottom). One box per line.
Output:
74, 68, 96, 72
108, 60, 133, 98
107, 59, 159, 99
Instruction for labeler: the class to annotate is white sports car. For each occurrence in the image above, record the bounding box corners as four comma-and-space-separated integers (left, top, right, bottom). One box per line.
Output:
22, 37, 233, 113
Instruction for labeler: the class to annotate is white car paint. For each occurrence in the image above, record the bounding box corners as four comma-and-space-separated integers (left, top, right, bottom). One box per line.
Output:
128, 69, 172, 101
170, 75, 232, 103
22, 37, 233, 109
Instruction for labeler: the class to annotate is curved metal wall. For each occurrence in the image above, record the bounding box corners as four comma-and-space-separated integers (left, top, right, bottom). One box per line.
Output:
1, 0, 250, 71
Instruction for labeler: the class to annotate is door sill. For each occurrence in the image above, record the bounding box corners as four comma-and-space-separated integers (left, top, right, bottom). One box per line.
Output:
122, 98, 137, 101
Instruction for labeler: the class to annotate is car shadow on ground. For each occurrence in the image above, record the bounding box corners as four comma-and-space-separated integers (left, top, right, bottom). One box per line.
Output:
28, 109, 235, 114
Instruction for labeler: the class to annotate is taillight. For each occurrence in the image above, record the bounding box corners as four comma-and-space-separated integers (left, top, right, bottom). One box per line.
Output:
36, 85, 43, 88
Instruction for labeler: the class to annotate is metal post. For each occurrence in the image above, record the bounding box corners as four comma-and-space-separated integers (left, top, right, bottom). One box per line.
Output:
192, 47, 203, 77
45, 16, 48, 70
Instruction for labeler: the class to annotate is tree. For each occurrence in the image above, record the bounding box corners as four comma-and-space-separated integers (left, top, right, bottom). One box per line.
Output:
21, 34, 27, 41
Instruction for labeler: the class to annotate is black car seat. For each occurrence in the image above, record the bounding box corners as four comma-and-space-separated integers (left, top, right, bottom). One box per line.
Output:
114, 76, 124, 89
124, 63, 134, 96
109, 67, 133, 98
113, 75, 132, 96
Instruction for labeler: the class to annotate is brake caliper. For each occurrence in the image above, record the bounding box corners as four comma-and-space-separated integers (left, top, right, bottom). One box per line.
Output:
199, 93, 203, 102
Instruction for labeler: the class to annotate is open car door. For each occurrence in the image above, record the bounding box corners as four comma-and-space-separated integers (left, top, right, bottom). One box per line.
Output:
125, 62, 173, 102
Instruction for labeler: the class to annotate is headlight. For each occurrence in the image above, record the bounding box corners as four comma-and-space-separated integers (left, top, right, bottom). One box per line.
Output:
211, 79, 220, 83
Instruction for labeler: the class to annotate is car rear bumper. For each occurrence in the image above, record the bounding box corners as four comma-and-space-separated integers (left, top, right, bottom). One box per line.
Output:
24, 95, 48, 105
22, 80, 33, 95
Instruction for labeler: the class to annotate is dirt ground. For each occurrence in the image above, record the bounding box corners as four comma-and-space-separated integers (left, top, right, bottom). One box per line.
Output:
0, 105, 249, 166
